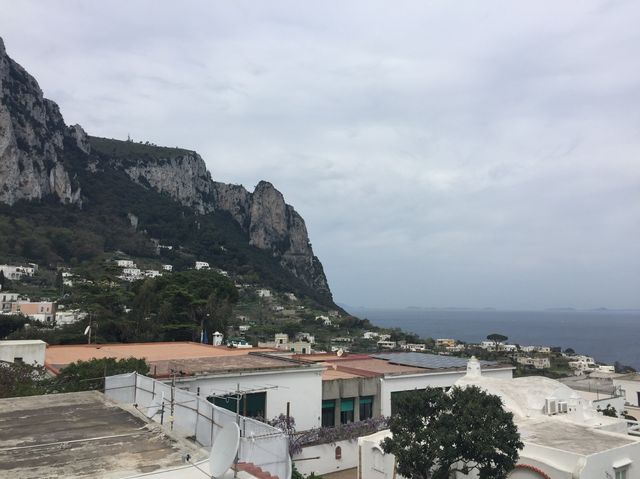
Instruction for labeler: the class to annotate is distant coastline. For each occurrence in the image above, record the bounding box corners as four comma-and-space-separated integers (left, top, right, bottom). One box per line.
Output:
345, 307, 640, 370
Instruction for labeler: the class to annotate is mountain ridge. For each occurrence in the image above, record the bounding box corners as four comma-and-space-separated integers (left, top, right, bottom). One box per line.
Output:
0, 36, 333, 303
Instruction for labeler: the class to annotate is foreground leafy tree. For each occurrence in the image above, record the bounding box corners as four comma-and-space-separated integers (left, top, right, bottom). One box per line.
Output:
382, 386, 523, 479
0, 361, 50, 398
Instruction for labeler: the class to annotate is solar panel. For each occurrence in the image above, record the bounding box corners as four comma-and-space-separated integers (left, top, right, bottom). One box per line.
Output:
372, 352, 496, 369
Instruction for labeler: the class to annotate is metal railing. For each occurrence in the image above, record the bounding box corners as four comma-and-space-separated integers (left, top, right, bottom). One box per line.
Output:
105, 373, 291, 479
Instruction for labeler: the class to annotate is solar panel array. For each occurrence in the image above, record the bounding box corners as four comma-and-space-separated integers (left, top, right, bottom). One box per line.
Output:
372, 352, 496, 369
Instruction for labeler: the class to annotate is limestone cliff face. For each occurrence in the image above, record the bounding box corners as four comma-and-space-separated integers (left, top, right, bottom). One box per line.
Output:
0, 38, 81, 206
122, 152, 214, 214
246, 181, 331, 295
0, 36, 332, 299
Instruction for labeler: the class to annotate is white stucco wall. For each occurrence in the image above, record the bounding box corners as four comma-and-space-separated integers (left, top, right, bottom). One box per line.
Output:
293, 438, 358, 476
0, 340, 46, 366
579, 440, 640, 478
174, 367, 324, 431
380, 367, 513, 416
615, 378, 640, 407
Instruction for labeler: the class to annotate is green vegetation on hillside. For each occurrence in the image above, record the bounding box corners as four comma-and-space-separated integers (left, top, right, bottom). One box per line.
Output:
0, 135, 336, 309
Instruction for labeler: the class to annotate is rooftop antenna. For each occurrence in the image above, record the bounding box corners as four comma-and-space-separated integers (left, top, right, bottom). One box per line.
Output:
209, 422, 240, 478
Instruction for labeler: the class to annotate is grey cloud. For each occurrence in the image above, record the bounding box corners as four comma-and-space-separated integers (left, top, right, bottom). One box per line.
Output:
1, 0, 639, 309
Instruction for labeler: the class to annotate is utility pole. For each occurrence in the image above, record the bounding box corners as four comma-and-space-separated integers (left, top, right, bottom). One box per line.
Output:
170, 371, 176, 431
235, 383, 240, 479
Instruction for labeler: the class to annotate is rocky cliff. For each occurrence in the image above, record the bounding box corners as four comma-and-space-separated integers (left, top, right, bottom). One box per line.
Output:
0, 37, 331, 299
0, 38, 81, 206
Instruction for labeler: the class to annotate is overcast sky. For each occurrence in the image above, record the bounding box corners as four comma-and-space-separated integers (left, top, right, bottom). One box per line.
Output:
1, 1, 639, 309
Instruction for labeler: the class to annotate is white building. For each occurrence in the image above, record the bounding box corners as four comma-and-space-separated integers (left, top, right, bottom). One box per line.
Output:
400, 343, 426, 352
144, 269, 162, 278
161, 264, 173, 272
256, 288, 272, 298
360, 357, 640, 479
517, 356, 551, 369
0, 264, 36, 281
258, 333, 314, 354
194, 261, 209, 270
377, 340, 396, 349
614, 374, 640, 407
115, 260, 135, 268
569, 355, 597, 375
1, 292, 19, 313
119, 268, 142, 282
55, 309, 88, 326
0, 340, 46, 366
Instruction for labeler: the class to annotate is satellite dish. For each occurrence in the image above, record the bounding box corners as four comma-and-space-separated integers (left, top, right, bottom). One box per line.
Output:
83, 326, 91, 335
209, 422, 240, 478
337, 348, 344, 357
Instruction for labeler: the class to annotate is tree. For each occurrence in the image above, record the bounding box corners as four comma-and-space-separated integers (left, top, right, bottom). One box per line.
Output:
382, 386, 523, 479
564, 347, 575, 355
598, 404, 618, 418
0, 361, 50, 398
0, 270, 5, 289
55, 357, 149, 392
487, 333, 508, 351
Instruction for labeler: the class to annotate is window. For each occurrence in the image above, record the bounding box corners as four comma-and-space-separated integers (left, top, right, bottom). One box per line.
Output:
359, 396, 373, 420
208, 392, 266, 419
340, 398, 354, 424
322, 400, 335, 427
615, 469, 628, 479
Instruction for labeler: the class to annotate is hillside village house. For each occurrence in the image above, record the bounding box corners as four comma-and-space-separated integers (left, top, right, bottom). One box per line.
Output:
258, 333, 315, 354
194, 261, 210, 270
516, 355, 551, 369
0, 292, 19, 312
55, 308, 88, 326
115, 259, 135, 268
161, 264, 173, 271
10, 301, 56, 322
435, 338, 457, 348
256, 288, 272, 298
360, 357, 640, 479
0, 264, 36, 280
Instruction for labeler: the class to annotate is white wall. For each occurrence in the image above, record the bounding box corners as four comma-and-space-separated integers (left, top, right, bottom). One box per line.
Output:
580, 440, 640, 478
615, 377, 640, 407
293, 439, 358, 476
0, 340, 46, 366
175, 367, 324, 431
379, 368, 513, 416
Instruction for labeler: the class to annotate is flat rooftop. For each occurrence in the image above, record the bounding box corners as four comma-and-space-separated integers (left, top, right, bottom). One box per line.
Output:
0, 391, 204, 479
519, 417, 638, 455
155, 353, 320, 377
0, 339, 46, 346
300, 352, 509, 378
45, 342, 280, 374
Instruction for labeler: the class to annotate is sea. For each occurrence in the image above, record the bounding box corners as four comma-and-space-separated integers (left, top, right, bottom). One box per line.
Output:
345, 308, 640, 370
